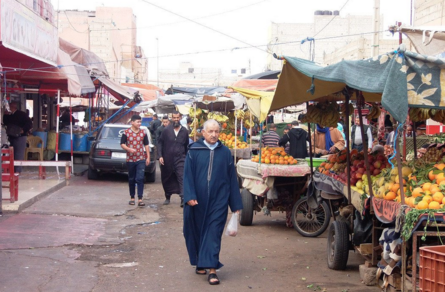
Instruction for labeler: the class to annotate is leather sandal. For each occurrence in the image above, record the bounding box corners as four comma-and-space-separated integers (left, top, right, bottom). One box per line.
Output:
195, 268, 206, 275
208, 273, 220, 285
129, 199, 135, 205
138, 200, 145, 207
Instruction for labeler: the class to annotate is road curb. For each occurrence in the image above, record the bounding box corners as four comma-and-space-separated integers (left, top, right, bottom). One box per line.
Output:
2, 180, 67, 214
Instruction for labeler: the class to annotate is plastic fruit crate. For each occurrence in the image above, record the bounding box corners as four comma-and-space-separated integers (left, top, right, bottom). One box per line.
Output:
305, 157, 327, 168
419, 245, 445, 292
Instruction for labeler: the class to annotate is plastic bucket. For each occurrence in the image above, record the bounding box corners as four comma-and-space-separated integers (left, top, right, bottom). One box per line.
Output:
59, 133, 71, 151
33, 131, 48, 148
73, 134, 88, 152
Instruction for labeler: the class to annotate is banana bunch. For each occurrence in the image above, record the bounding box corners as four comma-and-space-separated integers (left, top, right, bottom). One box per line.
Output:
244, 119, 254, 129
189, 107, 203, 118
430, 109, 445, 124
409, 108, 431, 122
234, 110, 245, 120
366, 104, 381, 120
215, 114, 229, 123
340, 103, 354, 117
190, 128, 197, 138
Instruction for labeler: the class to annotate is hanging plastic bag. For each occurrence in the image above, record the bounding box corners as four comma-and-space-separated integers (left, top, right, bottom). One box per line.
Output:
225, 213, 239, 237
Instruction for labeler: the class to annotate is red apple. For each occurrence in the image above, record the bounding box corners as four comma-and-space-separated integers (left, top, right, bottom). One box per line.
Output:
356, 173, 363, 179
351, 178, 358, 185
351, 166, 357, 172
373, 169, 381, 175
358, 168, 365, 174
369, 165, 375, 172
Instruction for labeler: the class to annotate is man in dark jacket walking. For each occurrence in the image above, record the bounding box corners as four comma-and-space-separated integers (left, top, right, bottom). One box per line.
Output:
157, 112, 189, 206
149, 114, 161, 145
279, 121, 308, 159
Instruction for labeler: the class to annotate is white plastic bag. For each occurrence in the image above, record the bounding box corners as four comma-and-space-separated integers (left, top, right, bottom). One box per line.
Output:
225, 213, 239, 237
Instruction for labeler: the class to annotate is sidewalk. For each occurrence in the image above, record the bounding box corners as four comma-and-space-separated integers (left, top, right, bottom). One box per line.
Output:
1, 164, 88, 213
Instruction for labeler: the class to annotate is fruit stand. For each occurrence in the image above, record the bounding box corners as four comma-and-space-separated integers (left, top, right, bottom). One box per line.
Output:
270, 45, 445, 291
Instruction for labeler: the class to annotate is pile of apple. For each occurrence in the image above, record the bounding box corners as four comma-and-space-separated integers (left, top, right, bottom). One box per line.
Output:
318, 150, 390, 189
350, 153, 391, 188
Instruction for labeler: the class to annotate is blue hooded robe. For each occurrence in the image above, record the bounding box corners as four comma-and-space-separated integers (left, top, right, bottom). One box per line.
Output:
183, 138, 243, 269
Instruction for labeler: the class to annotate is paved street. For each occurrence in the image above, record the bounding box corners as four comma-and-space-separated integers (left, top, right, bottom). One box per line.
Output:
0, 164, 377, 292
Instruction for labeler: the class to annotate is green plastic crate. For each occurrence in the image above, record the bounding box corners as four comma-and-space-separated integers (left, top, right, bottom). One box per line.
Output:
305, 157, 327, 168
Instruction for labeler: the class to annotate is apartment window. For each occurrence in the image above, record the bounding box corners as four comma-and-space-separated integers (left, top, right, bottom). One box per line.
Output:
231, 69, 237, 74
241, 68, 246, 74
188, 68, 194, 73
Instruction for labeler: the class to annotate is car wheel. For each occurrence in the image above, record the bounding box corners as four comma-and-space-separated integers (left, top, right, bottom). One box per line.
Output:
145, 169, 156, 183
88, 166, 99, 180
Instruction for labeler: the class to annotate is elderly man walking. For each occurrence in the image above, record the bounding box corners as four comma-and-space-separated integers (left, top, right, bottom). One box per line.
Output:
183, 119, 243, 285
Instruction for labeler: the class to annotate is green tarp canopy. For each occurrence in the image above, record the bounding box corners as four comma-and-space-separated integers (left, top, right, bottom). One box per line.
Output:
272, 45, 445, 123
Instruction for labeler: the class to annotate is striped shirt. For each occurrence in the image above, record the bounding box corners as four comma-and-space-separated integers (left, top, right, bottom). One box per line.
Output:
261, 130, 280, 147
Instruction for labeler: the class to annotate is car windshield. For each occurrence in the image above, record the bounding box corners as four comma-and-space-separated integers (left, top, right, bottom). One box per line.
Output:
99, 127, 126, 140
99, 126, 151, 142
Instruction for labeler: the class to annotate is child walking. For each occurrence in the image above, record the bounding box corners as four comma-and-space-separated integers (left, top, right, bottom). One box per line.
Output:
120, 115, 150, 206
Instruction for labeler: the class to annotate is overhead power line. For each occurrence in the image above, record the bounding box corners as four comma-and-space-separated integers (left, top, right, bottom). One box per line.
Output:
88, 0, 270, 32
139, 0, 269, 54
313, 0, 350, 38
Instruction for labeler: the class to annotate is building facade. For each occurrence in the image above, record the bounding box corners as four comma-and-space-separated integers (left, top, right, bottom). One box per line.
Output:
266, 10, 403, 69
414, 0, 445, 26
58, 7, 148, 83
158, 62, 251, 88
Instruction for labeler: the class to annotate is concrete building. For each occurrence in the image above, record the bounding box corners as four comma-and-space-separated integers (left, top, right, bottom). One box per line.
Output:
266, 10, 403, 68
158, 61, 251, 87
413, 0, 445, 26
58, 7, 148, 83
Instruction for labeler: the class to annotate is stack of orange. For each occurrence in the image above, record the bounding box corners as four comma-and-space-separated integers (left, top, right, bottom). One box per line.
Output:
251, 147, 297, 165
220, 133, 248, 149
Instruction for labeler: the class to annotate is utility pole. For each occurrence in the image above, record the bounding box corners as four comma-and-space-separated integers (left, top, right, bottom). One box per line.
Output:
371, 0, 380, 57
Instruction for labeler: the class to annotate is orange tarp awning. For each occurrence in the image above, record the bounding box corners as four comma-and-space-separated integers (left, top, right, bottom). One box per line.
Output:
230, 79, 278, 92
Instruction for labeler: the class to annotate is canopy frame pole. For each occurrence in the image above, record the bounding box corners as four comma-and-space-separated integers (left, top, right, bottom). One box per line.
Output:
234, 111, 237, 164
343, 90, 352, 203
55, 90, 60, 178
194, 103, 197, 141
69, 96, 73, 175
306, 102, 314, 178
395, 122, 406, 205
413, 122, 417, 160
249, 113, 252, 150
357, 91, 374, 197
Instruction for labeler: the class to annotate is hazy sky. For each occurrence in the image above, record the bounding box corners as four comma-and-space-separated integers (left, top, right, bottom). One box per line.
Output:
56, 0, 412, 83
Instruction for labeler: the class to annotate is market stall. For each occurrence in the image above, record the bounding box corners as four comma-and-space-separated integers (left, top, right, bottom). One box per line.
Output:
271, 44, 445, 291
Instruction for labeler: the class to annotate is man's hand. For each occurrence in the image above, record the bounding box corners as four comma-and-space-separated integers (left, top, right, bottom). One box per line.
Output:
159, 157, 164, 165
329, 146, 336, 153
187, 200, 198, 206
146, 158, 150, 166
128, 148, 136, 154
321, 150, 329, 155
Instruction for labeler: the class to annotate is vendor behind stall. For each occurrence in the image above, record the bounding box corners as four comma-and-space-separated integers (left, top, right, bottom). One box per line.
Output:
279, 121, 308, 159
60, 109, 78, 129
311, 125, 345, 156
